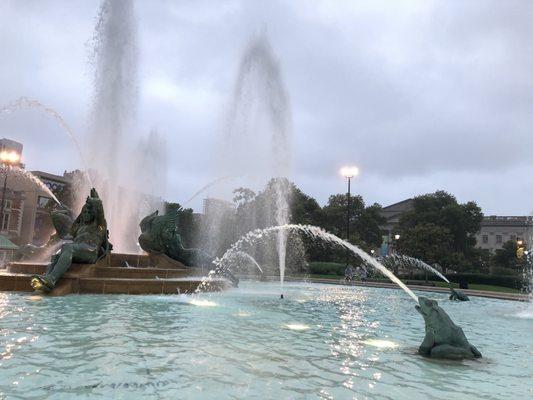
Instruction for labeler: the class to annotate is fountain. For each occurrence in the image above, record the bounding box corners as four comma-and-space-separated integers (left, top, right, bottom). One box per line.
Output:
379, 254, 450, 283
206, 34, 292, 293
2, 3, 532, 397
200, 224, 418, 302
85, 0, 166, 253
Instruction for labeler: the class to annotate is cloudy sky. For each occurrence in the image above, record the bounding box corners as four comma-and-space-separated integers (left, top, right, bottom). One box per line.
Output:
1, 0, 533, 215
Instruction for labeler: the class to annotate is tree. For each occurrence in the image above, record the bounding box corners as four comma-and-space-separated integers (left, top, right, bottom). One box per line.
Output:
398, 191, 483, 273
493, 240, 519, 270
321, 194, 385, 250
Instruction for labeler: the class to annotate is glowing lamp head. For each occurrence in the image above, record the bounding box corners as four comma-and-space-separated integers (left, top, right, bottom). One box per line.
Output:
340, 166, 359, 179
517, 239, 524, 246
0, 151, 20, 164
394, 234, 401, 240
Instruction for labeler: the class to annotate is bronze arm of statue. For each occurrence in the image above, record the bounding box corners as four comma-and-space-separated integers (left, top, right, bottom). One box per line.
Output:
30, 188, 111, 293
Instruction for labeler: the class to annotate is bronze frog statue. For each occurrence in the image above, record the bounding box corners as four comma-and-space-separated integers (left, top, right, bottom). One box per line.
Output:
416, 296, 481, 359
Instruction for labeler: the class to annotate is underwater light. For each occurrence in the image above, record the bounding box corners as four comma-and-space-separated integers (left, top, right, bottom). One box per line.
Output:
362, 339, 399, 349
189, 299, 217, 307
285, 323, 310, 331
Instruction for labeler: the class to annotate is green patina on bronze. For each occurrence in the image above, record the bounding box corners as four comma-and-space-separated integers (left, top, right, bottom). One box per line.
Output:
14, 205, 74, 261
449, 288, 470, 301
30, 188, 111, 292
138, 207, 208, 267
416, 296, 481, 359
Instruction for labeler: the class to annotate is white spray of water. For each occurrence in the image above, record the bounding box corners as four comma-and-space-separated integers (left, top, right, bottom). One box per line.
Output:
87, 0, 165, 252
0, 97, 93, 187
223, 250, 264, 274
209, 34, 291, 287
183, 175, 238, 207
379, 254, 450, 283
4, 166, 60, 205
198, 224, 419, 302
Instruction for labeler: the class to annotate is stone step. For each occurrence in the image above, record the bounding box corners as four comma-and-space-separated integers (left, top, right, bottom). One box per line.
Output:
6, 263, 201, 279
78, 277, 218, 295
93, 267, 199, 279
7, 262, 90, 276
0, 272, 226, 295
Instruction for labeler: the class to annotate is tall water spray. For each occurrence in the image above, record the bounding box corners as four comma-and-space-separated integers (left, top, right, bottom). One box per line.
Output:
87, 0, 164, 252
209, 34, 292, 288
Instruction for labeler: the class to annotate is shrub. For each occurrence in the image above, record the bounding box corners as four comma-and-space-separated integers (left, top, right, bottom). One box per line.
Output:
447, 273, 524, 289
307, 261, 346, 276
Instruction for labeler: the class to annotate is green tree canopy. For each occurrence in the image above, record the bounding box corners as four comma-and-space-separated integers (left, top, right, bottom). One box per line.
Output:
398, 191, 483, 272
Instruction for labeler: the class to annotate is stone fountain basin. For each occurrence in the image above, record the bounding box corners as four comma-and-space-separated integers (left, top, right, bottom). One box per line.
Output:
0, 253, 228, 295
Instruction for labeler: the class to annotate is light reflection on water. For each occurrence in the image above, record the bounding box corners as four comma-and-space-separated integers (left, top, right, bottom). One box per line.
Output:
0, 283, 531, 399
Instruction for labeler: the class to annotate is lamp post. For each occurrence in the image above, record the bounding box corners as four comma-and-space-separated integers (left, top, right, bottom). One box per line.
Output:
392, 233, 401, 274
340, 166, 359, 266
0, 150, 21, 233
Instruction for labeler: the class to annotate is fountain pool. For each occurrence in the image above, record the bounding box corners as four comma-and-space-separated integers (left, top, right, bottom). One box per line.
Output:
0, 282, 531, 399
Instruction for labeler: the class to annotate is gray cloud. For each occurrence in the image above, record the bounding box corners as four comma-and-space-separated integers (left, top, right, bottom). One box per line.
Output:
1, 0, 532, 215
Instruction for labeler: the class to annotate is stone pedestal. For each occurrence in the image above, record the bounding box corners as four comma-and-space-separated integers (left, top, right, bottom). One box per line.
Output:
0, 253, 227, 296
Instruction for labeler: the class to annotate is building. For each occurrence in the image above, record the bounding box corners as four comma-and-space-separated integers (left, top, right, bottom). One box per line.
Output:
475, 216, 533, 252
0, 138, 75, 245
0, 188, 26, 242
380, 197, 530, 254
380, 198, 414, 237
202, 198, 235, 216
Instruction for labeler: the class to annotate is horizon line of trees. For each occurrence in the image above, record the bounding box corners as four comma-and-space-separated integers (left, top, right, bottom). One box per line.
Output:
165, 179, 524, 277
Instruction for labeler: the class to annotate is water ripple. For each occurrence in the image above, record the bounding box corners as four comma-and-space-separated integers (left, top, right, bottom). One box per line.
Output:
0, 284, 531, 399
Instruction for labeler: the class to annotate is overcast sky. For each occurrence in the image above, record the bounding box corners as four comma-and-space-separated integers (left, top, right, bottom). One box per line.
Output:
1, 0, 533, 215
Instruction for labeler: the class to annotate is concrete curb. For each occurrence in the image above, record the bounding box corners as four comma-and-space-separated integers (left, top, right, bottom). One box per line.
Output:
280, 277, 529, 302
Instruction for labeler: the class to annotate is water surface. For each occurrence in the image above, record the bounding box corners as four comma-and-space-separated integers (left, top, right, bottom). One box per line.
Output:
0, 282, 531, 399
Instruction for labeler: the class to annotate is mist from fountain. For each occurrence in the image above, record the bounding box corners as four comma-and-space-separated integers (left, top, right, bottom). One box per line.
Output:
86, 0, 165, 252
223, 250, 264, 274
198, 224, 419, 302
379, 254, 450, 283
207, 34, 292, 288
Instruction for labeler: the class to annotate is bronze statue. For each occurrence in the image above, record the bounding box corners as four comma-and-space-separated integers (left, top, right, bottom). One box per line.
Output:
449, 288, 470, 301
138, 207, 209, 267
30, 188, 111, 292
416, 296, 481, 359
14, 204, 74, 261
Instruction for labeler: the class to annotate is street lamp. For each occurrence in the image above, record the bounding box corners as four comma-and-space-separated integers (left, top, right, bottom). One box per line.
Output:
0, 151, 21, 233
340, 165, 359, 266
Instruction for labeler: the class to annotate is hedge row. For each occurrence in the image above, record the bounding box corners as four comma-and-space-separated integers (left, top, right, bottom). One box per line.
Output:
397, 272, 524, 289
308, 262, 526, 289
307, 261, 346, 276
446, 273, 525, 289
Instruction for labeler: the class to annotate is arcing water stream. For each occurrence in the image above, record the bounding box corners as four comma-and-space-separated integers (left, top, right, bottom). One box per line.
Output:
223, 250, 264, 274
5, 166, 60, 205
0, 97, 93, 187
379, 254, 450, 283
198, 224, 418, 302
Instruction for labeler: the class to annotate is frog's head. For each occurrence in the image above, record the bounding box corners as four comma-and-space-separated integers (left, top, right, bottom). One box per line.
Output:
415, 296, 438, 318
